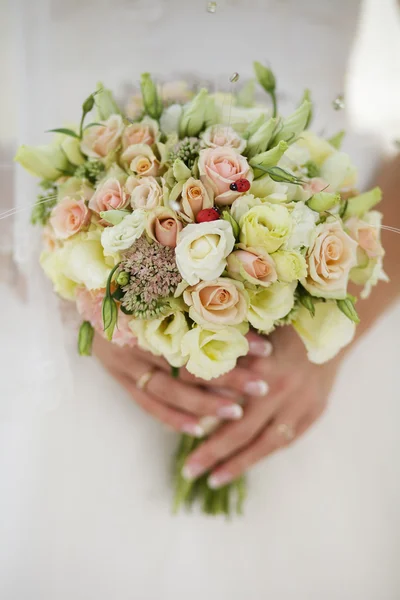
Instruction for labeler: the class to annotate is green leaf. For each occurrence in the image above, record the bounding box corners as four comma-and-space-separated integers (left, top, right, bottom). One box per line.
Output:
301, 89, 313, 128
83, 122, 104, 130
102, 295, 118, 341
105, 263, 121, 298
253, 164, 305, 185
339, 199, 348, 219
47, 128, 80, 138
246, 117, 278, 158
337, 297, 360, 324
221, 210, 240, 240
327, 130, 346, 150
298, 293, 315, 317
344, 187, 382, 218
78, 321, 95, 356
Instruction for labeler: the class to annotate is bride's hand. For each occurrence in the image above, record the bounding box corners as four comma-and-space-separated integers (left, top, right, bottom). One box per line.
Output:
182, 327, 340, 488
93, 332, 271, 437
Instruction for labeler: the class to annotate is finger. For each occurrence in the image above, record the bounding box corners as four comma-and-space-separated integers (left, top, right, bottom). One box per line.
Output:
114, 370, 205, 438
246, 330, 273, 358
177, 365, 270, 399
145, 367, 245, 420
182, 393, 283, 481
207, 397, 311, 487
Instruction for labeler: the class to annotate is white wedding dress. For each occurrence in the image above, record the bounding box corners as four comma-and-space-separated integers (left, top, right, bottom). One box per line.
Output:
1, 1, 400, 598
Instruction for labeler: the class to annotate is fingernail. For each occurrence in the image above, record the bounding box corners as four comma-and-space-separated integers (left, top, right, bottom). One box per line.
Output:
249, 339, 273, 357
199, 416, 220, 434
208, 472, 233, 489
181, 423, 205, 438
244, 380, 269, 397
217, 404, 243, 420
182, 463, 205, 481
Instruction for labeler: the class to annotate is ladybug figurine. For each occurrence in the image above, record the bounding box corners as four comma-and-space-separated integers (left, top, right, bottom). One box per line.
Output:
196, 208, 220, 223
230, 178, 251, 193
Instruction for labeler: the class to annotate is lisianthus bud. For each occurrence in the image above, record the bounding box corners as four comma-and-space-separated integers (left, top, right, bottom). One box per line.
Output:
253, 61, 276, 93
179, 89, 210, 138
78, 321, 95, 356
94, 83, 121, 119
140, 73, 163, 120
307, 192, 340, 212
15, 144, 69, 180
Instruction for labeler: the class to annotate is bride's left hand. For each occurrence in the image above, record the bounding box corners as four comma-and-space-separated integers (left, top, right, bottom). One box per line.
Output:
183, 326, 341, 488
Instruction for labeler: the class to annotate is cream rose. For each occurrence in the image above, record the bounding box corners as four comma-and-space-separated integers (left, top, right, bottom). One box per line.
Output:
126, 175, 163, 210
101, 209, 147, 256
89, 177, 129, 214
175, 220, 235, 285
181, 177, 213, 221
121, 117, 159, 150
230, 194, 262, 223
285, 202, 318, 250
181, 326, 249, 380
247, 282, 297, 333
293, 301, 356, 364
271, 250, 308, 283
239, 203, 292, 254
227, 246, 277, 287
346, 216, 384, 259
121, 144, 160, 177
50, 196, 91, 240
183, 278, 248, 329
201, 125, 246, 154
129, 310, 189, 368
147, 207, 183, 248
302, 220, 358, 299
80, 114, 124, 159
199, 147, 253, 206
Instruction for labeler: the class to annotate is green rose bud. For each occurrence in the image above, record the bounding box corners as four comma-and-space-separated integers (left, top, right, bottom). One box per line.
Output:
94, 83, 121, 120
250, 140, 289, 177
140, 73, 163, 120
179, 88, 210, 137
307, 192, 340, 212
272, 250, 307, 283
14, 144, 69, 180
82, 93, 96, 114
344, 187, 382, 219
246, 117, 277, 158
78, 321, 95, 356
253, 61, 276, 93
239, 203, 292, 253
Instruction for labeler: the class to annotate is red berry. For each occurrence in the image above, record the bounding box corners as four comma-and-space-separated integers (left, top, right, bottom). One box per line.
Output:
196, 208, 220, 223
235, 178, 251, 192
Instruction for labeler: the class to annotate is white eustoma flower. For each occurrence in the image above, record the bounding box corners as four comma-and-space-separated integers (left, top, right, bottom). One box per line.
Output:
285, 202, 318, 250
175, 220, 235, 285
101, 209, 147, 255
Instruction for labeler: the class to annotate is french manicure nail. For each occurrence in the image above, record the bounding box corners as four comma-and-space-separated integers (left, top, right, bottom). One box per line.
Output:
244, 380, 269, 397
208, 472, 233, 489
182, 463, 204, 481
217, 404, 243, 420
249, 339, 273, 357
199, 416, 220, 434
181, 423, 205, 438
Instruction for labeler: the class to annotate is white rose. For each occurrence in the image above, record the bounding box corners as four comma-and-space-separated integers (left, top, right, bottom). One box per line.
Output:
175, 220, 235, 285
293, 301, 356, 364
129, 311, 189, 368
181, 326, 249, 380
101, 209, 147, 255
120, 143, 160, 177
285, 202, 319, 250
126, 175, 163, 210
201, 125, 246, 153
230, 194, 262, 223
247, 281, 297, 333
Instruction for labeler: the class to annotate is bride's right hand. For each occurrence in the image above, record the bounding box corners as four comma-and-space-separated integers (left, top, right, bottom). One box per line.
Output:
93, 333, 270, 437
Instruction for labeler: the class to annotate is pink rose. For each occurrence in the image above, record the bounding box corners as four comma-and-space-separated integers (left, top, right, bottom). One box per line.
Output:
181, 177, 213, 221
50, 196, 91, 239
75, 287, 136, 347
122, 118, 159, 150
126, 175, 162, 210
303, 220, 358, 299
89, 178, 129, 214
303, 177, 330, 199
147, 208, 183, 248
199, 147, 253, 206
201, 125, 246, 153
80, 115, 124, 159
346, 217, 384, 259
183, 278, 248, 328
227, 246, 277, 287
120, 144, 160, 177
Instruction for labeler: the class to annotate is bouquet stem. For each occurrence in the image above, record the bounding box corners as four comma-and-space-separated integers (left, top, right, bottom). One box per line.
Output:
173, 434, 246, 517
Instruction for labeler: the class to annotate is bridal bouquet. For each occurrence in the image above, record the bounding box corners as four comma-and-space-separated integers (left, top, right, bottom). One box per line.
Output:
16, 62, 387, 515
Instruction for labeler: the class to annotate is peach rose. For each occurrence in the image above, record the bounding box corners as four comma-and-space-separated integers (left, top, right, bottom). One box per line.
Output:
183, 278, 248, 328
227, 246, 277, 287
126, 175, 162, 210
50, 196, 91, 239
80, 115, 124, 159
121, 144, 160, 177
199, 147, 253, 206
89, 178, 129, 214
121, 118, 159, 150
75, 287, 136, 347
147, 207, 182, 248
302, 220, 358, 299
346, 217, 384, 259
181, 177, 213, 221
201, 125, 246, 154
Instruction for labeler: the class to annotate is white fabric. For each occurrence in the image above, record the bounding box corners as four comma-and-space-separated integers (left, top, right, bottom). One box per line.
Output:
1, 0, 400, 598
